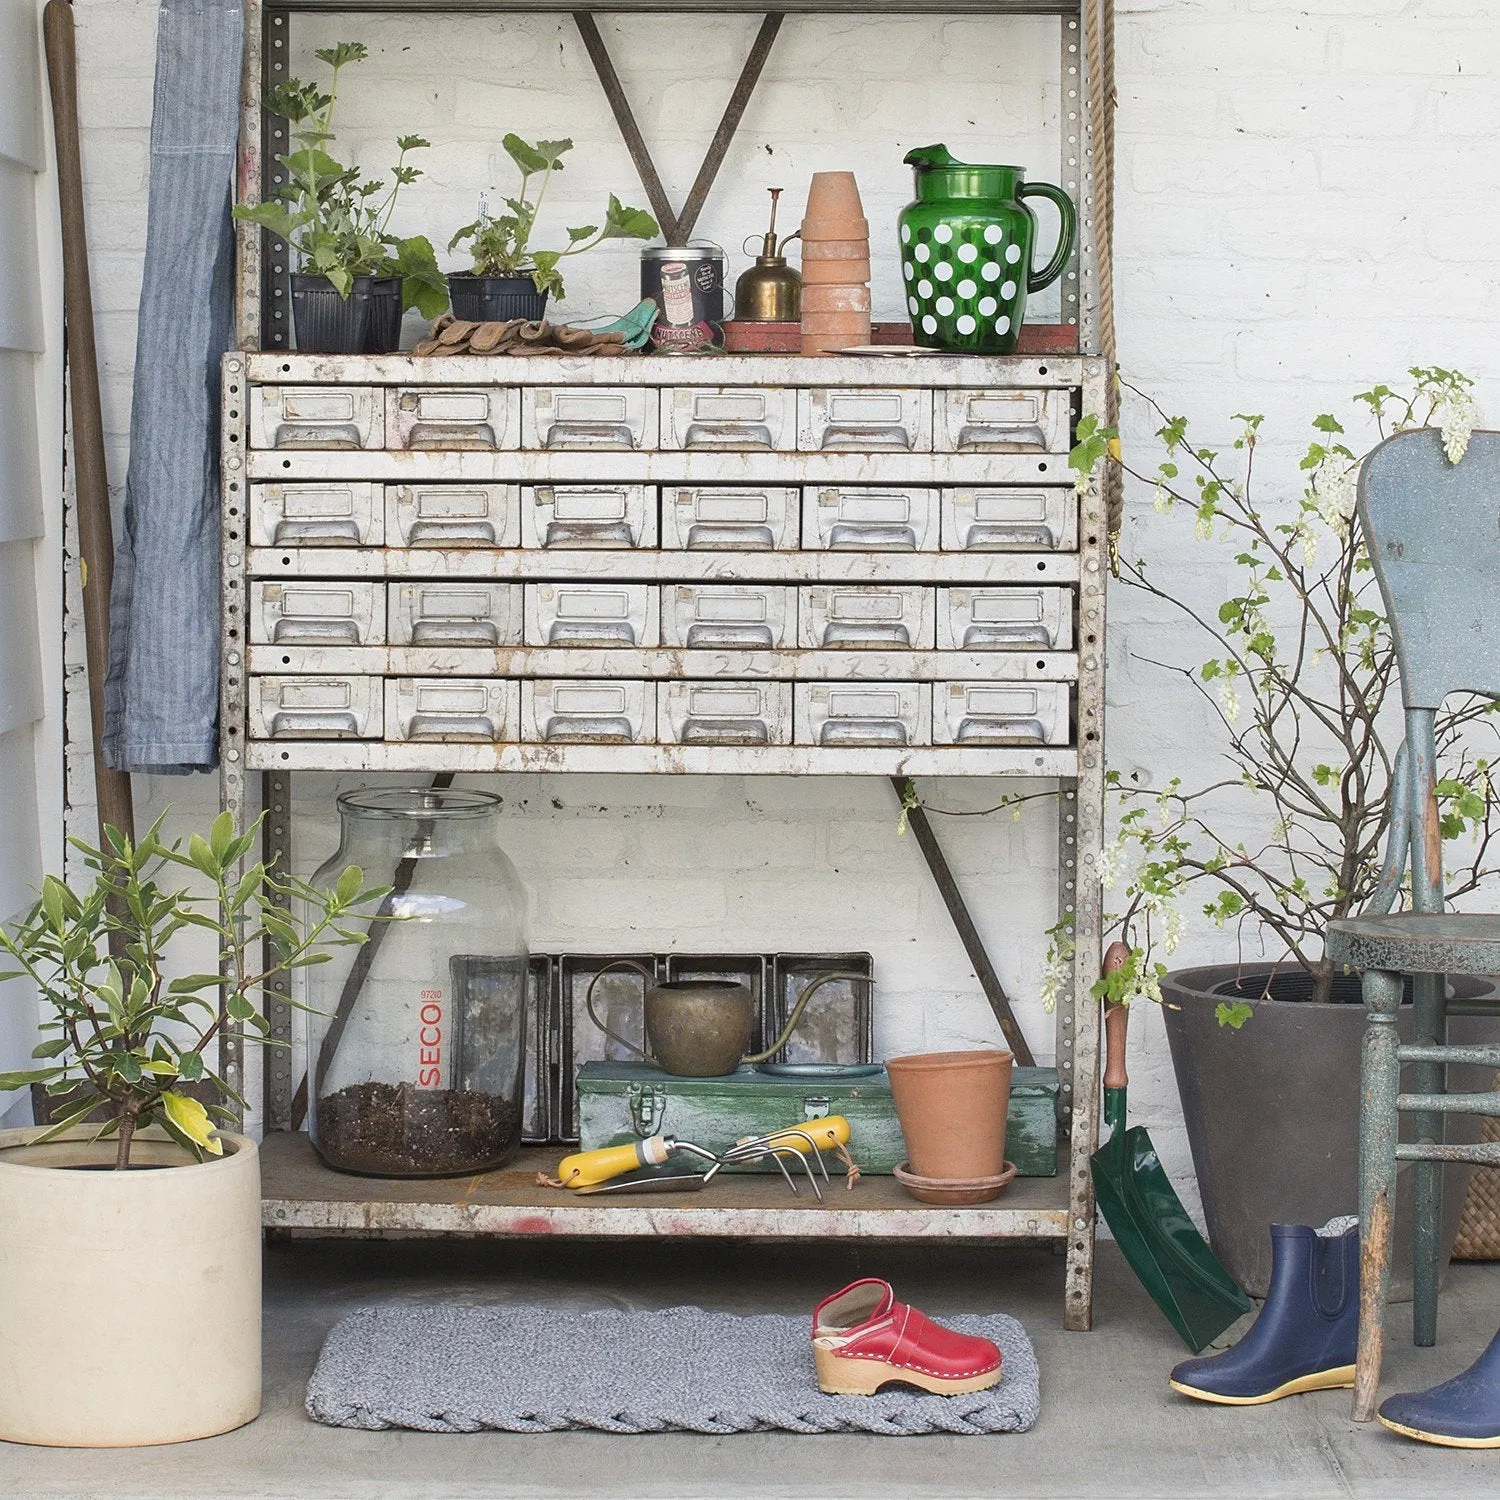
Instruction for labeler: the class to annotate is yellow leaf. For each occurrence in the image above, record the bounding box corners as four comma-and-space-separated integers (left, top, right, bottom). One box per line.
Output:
163, 1091, 223, 1156
1107, 436, 1122, 463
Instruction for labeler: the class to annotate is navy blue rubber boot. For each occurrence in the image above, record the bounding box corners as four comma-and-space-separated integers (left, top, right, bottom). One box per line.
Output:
1377, 1329, 1500, 1447
1169, 1219, 1359, 1405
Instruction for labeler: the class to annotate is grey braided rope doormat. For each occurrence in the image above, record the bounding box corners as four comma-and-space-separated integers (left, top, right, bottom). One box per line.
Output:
306, 1303, 1040, 1436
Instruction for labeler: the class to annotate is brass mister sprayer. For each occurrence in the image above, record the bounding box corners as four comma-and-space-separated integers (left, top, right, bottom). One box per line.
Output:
734, 187, 803, 323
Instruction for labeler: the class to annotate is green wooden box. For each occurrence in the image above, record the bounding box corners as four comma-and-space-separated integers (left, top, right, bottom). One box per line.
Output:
575, 1062, 1058, 1177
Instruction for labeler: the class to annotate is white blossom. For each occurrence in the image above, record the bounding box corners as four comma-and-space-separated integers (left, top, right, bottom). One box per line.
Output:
1218, 678, 1241, 724
1096, 837, 1126, 890
1440, 391, 1478, 465
1152, 480, 1173, 514
1194, 513, 1213, 541
1161, 904, 1186, 957
1311, 461, 1357, 537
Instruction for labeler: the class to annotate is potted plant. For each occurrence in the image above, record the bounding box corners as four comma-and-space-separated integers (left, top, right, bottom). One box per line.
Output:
0, 813, 382, 1446
1060, 367, 1500, 1295
446, 134, 657, 323
233, 42, 448, 354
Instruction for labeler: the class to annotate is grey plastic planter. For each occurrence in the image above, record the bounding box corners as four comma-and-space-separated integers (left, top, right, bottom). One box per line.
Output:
1162, 963, 1499, 1299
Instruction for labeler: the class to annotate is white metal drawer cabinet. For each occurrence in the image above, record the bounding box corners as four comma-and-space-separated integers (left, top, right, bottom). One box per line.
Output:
799, 586, 935, 650
523, 388, 658, 450
936, 390, 1071, 453
935, 682, 1071, 745
660, 681, 792, 746
250, 483, 382, 547
937, 586, 1073, 651
798, 388, 932, 452
388, 483, 521, 548
662, 486, 798, 550
941, 486, 1077, 552
663, 584, 794, 649
249, 676, 383, 739
387, 387, 519, 450
662, 388, 796, 451
795, 683, 931, 747
522, 680, 655, 743
387, 679, 520, 742
250, 582, 385, 646
389, 583, 523, 647
525, 584, 659, 648
803, 486, 939, 551
250, 386, 383, 450
521, 485, 656, 549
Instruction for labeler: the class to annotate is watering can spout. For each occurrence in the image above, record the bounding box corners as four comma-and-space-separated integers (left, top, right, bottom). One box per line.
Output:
741, 972, 873, 1065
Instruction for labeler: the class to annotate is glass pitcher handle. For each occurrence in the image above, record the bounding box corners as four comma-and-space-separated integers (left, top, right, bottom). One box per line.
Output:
1018, 182, 1078, 295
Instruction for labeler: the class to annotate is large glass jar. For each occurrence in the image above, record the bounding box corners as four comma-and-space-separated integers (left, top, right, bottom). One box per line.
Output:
306, 788, 527, 1177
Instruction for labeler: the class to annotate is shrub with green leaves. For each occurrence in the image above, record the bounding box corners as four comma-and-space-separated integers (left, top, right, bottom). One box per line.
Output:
1053, 368, 1495, 1022
447, 135, 658, 300
233, 42, 448, 317
0, 813, 386, 1169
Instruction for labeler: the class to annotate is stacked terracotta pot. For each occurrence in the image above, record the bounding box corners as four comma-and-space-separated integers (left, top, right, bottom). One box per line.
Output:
799, 171, 871, 355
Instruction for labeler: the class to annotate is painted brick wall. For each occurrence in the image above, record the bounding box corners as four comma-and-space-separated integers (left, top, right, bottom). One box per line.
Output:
63, 0, 1500, 1205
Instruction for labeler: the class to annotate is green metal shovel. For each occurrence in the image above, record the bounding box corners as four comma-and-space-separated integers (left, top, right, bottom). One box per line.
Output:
1091, 945, 1252, 1352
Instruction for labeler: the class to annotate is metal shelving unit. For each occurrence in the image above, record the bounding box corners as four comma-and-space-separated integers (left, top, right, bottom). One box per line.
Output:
224, 0, 1110, 1332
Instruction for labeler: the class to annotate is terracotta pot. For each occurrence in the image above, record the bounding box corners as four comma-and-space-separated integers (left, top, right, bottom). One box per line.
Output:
800, 311, 871, 355
801, 258, 871, 286
885, 1049, 1013, 1179
801, 284, 872, 313
801, 218, 870, 247
801, 237, 871, 261
804, 169, 865, 224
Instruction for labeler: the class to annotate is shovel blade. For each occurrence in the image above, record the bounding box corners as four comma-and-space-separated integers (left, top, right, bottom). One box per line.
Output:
1092, 1124, 1251, 1353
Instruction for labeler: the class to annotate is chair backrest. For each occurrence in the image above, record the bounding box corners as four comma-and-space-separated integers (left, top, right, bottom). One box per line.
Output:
1358, 427, 1500, 709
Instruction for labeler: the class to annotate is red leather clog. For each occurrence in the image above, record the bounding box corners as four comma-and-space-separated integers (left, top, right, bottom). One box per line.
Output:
811, 1278, 1003, 1396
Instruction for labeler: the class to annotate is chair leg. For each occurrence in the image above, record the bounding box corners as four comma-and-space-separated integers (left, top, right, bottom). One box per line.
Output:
1410, 970, 1447, 1348
1355, 967, 1403, 1423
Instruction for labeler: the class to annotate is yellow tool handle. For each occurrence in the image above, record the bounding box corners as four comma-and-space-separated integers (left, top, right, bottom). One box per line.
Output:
748, 1116, 852, 1155
555, 1136, 671, 1189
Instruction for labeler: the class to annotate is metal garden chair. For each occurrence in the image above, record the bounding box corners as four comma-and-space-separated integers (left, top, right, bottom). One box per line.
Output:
1326, 425, 1500, 1421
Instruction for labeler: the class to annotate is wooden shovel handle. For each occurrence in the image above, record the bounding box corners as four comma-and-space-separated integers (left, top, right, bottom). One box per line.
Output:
1102, 942, 1132, 1090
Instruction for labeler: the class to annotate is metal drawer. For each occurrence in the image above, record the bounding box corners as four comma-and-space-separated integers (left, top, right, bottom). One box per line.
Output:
250, 482, 382, 547
388, 484, 520, 549
525, 583, 658, 648
797, 388, 932, 452
663, 584, 794, 650
662, 486, 798, 551
936, 389, 1071, 453
937, 586, 1073, 651
389, 582, 523, 647
799, 586, 934, 650
521, 485, 656, 549
941, 486, 1077, 552
387, 387, 519, 451
934, 681, 1071, 745
248, 676, 383, 739
387, 678, 520, 742
523, 387, 657, 450
662, 388, 796, 451
522, 680, 655, 744
250, 582, 385, 647
660, 681, 792, 746
803, 486, 939, 551
795, 683, 931, 747
250, 386, 383, 450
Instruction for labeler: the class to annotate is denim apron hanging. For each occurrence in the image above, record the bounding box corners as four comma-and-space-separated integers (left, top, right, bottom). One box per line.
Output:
103, 0, 242, 774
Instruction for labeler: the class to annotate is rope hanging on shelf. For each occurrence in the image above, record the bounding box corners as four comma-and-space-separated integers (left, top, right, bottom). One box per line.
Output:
1084, 0, 1121, 537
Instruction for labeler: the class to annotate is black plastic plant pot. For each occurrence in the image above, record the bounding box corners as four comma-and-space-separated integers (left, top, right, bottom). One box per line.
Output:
448, 273, 548, 324
363, 276, 403, 354
291, 273, 372, 354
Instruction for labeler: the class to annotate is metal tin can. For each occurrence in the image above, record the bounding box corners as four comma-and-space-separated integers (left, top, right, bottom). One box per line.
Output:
641, 242, 725, 354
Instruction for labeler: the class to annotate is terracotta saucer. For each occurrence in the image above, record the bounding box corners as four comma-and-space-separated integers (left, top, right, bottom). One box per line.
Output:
893, 1161, 1018, 1204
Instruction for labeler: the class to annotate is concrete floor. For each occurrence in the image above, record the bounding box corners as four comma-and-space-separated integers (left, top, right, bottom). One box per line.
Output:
1, 1237, 1497, 1499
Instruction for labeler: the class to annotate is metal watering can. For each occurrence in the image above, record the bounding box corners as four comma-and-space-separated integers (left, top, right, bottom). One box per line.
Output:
584, 961, 871, 1077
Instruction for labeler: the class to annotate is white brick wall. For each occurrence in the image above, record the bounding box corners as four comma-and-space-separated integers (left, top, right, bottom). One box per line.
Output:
64, 1, 1500, 1203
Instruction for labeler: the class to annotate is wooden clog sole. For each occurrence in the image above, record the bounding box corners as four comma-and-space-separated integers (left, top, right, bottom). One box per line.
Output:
814, 1343, 1003, 1397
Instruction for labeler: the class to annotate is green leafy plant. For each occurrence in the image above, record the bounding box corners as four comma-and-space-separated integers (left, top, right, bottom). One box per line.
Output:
232, 42, 448, 317
447, 134, 658, 299
1045, 367, 1495, 1019
0, 813, 386, 1169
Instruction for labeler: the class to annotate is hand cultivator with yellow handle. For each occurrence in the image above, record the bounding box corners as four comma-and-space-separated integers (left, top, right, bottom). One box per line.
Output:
544, 1117, 858, 1199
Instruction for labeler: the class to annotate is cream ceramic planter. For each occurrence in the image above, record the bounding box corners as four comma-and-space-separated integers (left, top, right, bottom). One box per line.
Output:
0, 1125, 261, 1447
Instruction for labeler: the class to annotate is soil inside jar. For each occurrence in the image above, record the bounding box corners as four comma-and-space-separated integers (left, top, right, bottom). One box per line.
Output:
315, 1081, 519, 1177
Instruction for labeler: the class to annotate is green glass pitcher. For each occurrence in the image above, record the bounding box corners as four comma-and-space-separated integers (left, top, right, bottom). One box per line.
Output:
898, 145, 1077, 355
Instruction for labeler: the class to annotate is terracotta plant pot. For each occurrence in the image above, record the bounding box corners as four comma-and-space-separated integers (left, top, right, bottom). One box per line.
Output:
801, 284, 872, 313
801, 237, 872, 261
800, 310, 871, 355
803, 170, 866, 233
801, 258, 872, 286
885, 1049, 1013, 1180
